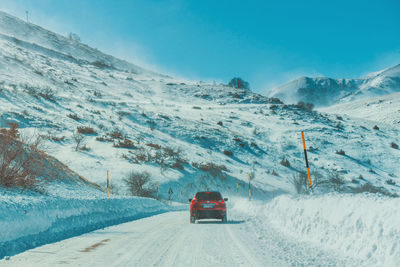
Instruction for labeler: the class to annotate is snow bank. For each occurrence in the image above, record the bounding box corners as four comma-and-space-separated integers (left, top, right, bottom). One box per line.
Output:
0, 194, 177, 258
233, 194, 400, 266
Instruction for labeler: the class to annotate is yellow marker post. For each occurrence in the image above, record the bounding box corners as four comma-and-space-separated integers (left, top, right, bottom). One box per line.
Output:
248, 174, 251, 200
301, 132, 312, 188
236, 182, 239, 193
107, 170, 110, 197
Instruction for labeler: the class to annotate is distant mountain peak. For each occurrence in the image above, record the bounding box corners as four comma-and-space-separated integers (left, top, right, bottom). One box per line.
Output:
268, 64, 400, 107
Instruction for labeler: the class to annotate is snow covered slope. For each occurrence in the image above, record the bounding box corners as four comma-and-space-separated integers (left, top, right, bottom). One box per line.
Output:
0, 10, 399, 199
320, 91, 400, 124
0, 10, 159, 76
268, 64, 400, 107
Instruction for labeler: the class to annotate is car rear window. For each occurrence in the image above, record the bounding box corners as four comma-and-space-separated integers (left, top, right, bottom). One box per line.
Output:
195, 192, 222, 200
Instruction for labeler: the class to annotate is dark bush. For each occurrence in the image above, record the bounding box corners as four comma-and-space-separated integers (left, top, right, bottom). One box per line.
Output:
77, 126, 96, 135
96, 136, 113, 142
113, 138, 136, 149
391, 142, 399, 149
171, 160, 184, 170
296, 101, 314, 112
223, 150, 233, 156
91, 60, 115, 70
107, 130, 123, 139
336, 149, 346, 155
146, 143, 162, 150
280, 157, 291, 167
217, 121, 223, 126
228, 77, 250, 90
197, 162, 228, 179
67, 113, 80, 121
386, 179, 396, 185
352, 183, 397, 197
373, 125, 379, 130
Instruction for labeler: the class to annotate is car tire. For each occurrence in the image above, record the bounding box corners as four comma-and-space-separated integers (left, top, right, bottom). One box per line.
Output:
190, 216, 196, 224
222, 213, 227, 223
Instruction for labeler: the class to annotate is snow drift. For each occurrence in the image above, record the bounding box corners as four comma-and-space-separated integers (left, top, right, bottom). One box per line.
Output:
0, 194, 176, 258
233, 194, 400, 266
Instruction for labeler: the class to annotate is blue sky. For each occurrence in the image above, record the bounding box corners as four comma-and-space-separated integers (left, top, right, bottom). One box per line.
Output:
0, 0, 399, 93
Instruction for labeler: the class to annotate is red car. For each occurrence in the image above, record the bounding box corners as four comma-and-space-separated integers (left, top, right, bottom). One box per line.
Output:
189, 191, 228, 223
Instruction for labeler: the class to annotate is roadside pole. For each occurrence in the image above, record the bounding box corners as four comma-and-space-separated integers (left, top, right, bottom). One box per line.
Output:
156, 181, 159, 200
107, 170, 109, 197
248, 174, 251, 200
236, 182, 239, 194
301, 132, 313, 189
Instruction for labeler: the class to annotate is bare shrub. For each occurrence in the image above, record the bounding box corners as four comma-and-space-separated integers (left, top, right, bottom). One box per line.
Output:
352, 183, 397, 197
96, 136, 113, 142
77, 126, 96, 134
146, 143, 162, 149
0, 123, 44, 190
327, 172, 346, 192
124, 171, 156, 198
67, 113, 80, 121
291, 172, 309, 194
72, 131, 86, 151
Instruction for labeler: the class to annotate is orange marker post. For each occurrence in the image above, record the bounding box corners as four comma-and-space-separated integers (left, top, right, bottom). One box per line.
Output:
236, 182, 239, 193
301, 132, 312, 188
107, 170, 110, 197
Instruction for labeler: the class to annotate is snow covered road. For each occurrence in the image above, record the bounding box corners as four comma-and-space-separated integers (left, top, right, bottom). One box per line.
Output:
1, 209, 361, 267
1, 211, 267, 266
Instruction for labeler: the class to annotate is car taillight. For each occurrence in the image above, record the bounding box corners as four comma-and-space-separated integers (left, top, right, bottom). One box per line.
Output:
218, 199, 225, 204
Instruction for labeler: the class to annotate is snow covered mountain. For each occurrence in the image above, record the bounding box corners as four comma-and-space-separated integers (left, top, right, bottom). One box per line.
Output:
268, 64, 400, 107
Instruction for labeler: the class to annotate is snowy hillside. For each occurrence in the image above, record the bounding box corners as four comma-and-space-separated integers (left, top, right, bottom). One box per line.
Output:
320, 91, 400, 125
0, 10, 399, 199
268, 64, 400, 107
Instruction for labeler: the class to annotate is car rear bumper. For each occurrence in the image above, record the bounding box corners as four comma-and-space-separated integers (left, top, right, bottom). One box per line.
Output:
192, 210, 226, 219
